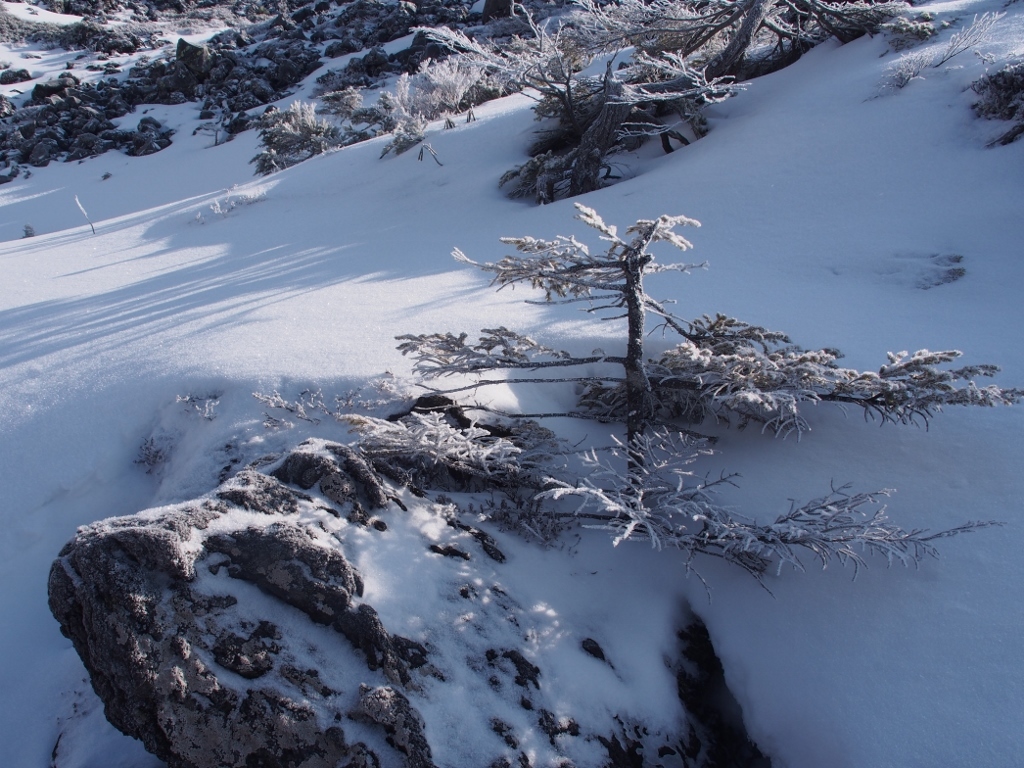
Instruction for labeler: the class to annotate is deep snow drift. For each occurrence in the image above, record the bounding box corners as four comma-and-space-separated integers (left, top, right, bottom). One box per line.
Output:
1, 0, 1023, 765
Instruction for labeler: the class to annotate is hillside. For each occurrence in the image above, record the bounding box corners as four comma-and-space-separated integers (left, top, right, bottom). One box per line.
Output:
1, 0, 1023, 766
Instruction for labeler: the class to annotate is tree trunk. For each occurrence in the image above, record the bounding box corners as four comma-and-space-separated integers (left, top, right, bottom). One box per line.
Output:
705, 0, 773, 79
621, 245, 654, 484
568, 78, 632, 198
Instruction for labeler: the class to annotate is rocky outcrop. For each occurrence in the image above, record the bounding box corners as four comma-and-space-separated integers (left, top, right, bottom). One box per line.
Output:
49, 429, 772, 768
352, 685, 436, 768
0, 72, 175, 172
48, 443, 426, 768
57, 21, 153, 55
0, 0, 482, 168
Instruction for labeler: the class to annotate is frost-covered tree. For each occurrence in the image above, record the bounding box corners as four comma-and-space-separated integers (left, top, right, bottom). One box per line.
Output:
401, 204, 704, 482
401, 205, 1021, 441
425, 0, 908, 200
395, 206, 1018, 577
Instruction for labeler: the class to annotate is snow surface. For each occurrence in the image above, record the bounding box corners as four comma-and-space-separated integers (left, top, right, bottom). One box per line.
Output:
2, 0, 1024, 766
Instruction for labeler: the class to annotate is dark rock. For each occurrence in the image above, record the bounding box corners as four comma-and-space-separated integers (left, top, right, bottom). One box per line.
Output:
597, 734, 644, 768
538, 709, 580, 744
159, 62, 199, 98
335, 602, 415, 685
676, 618, 772, 767
448, 518, 506, 562
273, 57, 302, 88
137, 116, 162, 133
28, 138, 57, 166
352, 685, 437, 768
31, 74, 78, 102
361, 47, 391, 77
225, 112, 252, 134
272, 449, 338, 489
581, 638, 606, 662
281, 665, 336, 697
0, 68, 31, 85
209, 29, 255, 49
60, 23, 144, 55
74, 131, 99, 148
206, 522, 364, 623
430, 543, 471, 560
487, 648, 541, 690
176, 38, 214, 80
212, 623, 279, 679
491, 718, 519, 749
216, 469, 310, 514
503, 650, 541, 689
47, 456, 422, 768
325, 442, 393, 509
270, 12, 296, 31
272, 439, 392, 511
482, 0, 513, 22
325, 38, 362, 57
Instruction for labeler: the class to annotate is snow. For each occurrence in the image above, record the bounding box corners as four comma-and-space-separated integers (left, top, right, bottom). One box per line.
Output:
1, 0, 1023, 766
1, 1, 84, 27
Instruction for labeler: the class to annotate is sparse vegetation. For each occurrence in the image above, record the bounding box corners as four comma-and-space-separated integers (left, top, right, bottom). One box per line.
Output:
973, 60, 1024, 145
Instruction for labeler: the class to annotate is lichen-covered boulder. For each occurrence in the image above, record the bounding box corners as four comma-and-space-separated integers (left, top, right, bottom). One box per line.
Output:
48, 445, 425, 768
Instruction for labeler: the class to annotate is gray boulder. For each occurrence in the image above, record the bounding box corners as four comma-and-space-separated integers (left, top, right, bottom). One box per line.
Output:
176, 38, 214, 81
48, 444, 427, 768
352, 686, 436, 768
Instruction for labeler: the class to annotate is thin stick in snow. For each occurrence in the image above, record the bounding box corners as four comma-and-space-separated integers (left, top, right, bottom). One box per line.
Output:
75, 195, 96, 235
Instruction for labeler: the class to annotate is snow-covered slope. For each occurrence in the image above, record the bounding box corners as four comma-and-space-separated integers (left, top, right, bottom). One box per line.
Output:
2, 0, 1023, 765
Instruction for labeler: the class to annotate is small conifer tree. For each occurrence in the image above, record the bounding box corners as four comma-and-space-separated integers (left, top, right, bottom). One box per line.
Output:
396, 206, 1019, 578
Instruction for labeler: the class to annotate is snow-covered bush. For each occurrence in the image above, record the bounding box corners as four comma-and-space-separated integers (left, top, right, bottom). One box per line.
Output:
396, 206, 1019, 578
397, 57, 489, 121
401, 206, 1021, 440
972, 60, 1024, 145
345, 410, 561, 493
882, 13, 937, 51
311, 59, 494, 161
317, 87, 364, 120
882, 48, 934, 91
378, 116, 428, 158
582, 326, 1019, 436
881, 12, 1005, 92
251, 101, 342, 176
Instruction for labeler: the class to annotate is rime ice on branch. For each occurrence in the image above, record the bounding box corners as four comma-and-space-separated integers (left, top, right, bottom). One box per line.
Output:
396, 206, 1018, 578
